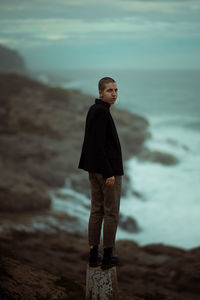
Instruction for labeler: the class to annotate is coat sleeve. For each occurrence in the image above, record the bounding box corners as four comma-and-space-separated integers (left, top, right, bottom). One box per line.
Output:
93, 109, 114, 179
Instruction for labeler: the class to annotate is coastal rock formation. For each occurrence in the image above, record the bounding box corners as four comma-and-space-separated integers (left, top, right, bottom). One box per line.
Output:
0, 230, 199, 300
0, 171, 51, 212
119, 214, 141, 233
0, 44, 27, 74
0, 73, 151, 212
0, 256, 85, 300
137, 148, 179, 165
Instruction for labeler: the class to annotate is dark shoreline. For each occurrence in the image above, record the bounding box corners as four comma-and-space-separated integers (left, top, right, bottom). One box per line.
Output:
1, 229, 200, 300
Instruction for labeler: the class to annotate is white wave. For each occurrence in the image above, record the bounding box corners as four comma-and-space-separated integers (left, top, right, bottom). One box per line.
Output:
116, 117, 200, 250
49, 187, 90, 224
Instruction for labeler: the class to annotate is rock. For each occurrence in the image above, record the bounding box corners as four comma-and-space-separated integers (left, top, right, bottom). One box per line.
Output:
163, 247, 200, 294
0, 171, 51, 212
119, 214, 140, 233
0, 256, 85, 300
112, 106, 151, 160
0, 230, 199, 300
141, 243, 185, 257
0, 45, 27, 74
138, 148, 179, 165
116, 239, 200, 300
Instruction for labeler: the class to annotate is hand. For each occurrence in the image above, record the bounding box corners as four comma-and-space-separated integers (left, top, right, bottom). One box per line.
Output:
105, 176, 115, 187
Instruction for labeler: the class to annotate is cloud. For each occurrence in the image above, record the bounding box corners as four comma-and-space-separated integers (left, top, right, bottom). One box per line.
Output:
1, 0, 200, 21
0, 14, 200, 49
117, 0, 200, 14
0, 0, 200, 70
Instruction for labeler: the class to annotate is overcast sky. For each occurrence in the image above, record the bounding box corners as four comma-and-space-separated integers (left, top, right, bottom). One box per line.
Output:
0, 0, 200, 70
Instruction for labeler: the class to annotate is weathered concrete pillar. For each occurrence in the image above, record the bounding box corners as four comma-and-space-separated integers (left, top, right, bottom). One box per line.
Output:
85, 264, 119, 300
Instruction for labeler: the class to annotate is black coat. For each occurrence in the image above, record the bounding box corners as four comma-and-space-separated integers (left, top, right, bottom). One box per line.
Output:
78, 98, 124, 179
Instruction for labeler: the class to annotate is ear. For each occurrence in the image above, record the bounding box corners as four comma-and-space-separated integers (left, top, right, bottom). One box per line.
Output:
99, 89, 103, 98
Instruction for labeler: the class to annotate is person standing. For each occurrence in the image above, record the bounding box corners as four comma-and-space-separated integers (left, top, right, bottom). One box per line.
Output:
78, 77, 124, 269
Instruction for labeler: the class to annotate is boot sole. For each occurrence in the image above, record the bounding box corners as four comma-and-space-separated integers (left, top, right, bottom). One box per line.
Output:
101, 263, 117, 270
89, 262, 101, 268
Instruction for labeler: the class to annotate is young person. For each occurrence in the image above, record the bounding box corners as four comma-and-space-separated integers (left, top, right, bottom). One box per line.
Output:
78, 77, 124, 269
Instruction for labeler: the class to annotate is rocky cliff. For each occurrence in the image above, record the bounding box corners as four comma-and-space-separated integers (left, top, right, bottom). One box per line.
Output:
0, 45, 27, 74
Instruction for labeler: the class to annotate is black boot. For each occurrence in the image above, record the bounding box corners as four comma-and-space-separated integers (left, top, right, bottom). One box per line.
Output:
89, 245, 102, 267
101, 247, 120, 270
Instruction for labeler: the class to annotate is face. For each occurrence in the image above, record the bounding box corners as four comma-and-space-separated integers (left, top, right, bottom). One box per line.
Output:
99, 82, 118, 105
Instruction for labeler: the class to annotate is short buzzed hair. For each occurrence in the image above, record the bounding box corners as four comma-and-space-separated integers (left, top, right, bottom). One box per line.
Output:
98, 77, 116, 92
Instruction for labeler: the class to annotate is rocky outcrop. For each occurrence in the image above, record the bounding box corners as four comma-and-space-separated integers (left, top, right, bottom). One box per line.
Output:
0, 257, 85, 300
0, 45, 27, 74
119, 214, 141, 233
137, 148, 179, 165
0, 230, 199, 300
117, 241, 200, 300
0, 171, 51, 212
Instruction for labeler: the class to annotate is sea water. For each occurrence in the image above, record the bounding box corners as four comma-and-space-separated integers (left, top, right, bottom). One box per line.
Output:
41, 68, 200, 249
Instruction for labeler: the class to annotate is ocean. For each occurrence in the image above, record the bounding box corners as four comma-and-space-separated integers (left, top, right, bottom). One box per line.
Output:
39, 68, 200, 250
